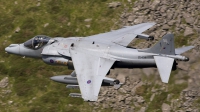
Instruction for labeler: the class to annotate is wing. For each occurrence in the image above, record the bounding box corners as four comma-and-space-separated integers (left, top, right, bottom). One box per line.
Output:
69, 47, 115, 101
87, 22, 156, 46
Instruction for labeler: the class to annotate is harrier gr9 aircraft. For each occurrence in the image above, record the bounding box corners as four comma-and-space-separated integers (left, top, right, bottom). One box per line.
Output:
5, 22, 194, 101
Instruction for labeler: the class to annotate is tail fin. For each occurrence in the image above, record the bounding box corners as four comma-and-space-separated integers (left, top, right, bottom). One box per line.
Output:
142, 34, 175, 55
138, 34, 194, 83
139, 34, 176, 83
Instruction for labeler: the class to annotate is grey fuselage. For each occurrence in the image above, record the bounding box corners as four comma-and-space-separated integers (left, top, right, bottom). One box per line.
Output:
5, 37, 159, 69
41, 37, 157, 69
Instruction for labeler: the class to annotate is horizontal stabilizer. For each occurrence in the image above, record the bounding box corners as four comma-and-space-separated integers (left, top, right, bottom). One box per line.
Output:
69, 93, 82, 98
175, 46, 195, 54
154, 56, 174, 83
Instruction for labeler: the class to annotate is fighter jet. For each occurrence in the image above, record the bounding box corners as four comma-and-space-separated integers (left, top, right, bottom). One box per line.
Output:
5, 22, 194, 101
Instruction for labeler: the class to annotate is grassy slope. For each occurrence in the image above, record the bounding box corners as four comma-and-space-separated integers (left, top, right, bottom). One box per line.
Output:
0, 0, 129, 111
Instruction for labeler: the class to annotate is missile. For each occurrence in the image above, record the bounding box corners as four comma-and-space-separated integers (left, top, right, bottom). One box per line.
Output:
50, 75, 78, 85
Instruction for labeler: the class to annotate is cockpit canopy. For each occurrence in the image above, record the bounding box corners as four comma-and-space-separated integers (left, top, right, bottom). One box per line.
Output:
24, 35, 51, 50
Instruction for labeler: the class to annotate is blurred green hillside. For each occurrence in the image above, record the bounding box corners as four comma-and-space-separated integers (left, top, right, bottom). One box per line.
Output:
0, 0, 129, 111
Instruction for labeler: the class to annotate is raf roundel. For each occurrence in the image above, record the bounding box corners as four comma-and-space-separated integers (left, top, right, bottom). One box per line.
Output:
87, 80, 91, 84
50, 59, 54, 63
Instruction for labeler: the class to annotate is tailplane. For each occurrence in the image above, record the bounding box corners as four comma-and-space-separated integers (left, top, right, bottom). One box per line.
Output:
154, 56, 174, 83
175, 46, 194, 54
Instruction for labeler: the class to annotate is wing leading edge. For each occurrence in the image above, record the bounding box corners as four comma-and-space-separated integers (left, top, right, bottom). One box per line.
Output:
69, 47, 115, 101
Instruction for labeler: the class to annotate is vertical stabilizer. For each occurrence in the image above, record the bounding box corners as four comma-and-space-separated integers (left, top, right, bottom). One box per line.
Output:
143, 34, 175, 55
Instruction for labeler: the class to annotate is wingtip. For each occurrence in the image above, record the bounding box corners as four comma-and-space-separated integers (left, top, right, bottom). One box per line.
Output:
140, 22, 156, 25
188, 46, 195, 51
190, 46, 195, 48
147, 22, 156, 25
161, 80, 169, 83
151, 22, 156, 24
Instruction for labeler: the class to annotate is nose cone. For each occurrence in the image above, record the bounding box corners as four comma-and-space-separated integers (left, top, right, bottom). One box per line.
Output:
50, 76, 62, 82
5, 44, 20, 55
50, 75, 68, 83
50, 75, 78, 84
